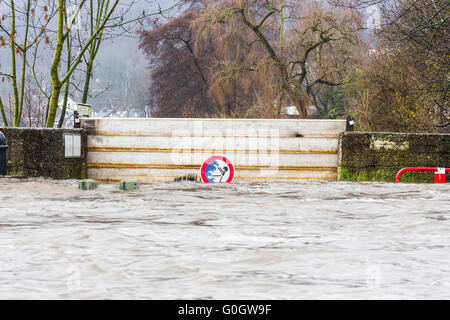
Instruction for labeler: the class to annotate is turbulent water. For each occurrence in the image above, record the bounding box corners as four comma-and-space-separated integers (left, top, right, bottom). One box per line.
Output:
0, 177, 449, 299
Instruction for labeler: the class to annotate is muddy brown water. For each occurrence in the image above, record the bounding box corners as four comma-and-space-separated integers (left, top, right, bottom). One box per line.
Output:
0, 177, 449, 299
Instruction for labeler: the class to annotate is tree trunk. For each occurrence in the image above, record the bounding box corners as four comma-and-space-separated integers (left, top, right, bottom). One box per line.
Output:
81, 62, 93, 104
10, 0, 20, 127
0, 97, 8, 126
284, 85, 308, 118
46, 0, 64, 128
57, 82, 69, 128
18, 0, 31, 126
58, 35, 72, 128
47, 86, 61, 128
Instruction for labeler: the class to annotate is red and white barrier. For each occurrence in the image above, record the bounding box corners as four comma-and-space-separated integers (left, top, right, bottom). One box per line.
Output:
395, 167, 449, 183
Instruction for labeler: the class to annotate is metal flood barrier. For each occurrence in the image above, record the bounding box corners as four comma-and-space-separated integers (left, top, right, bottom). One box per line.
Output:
81, 118, 348, 183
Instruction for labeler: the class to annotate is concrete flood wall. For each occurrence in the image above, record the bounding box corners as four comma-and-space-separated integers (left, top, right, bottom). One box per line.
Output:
0, 128, 88, 179
338, 132, 450, 183
81, 118, 347, 183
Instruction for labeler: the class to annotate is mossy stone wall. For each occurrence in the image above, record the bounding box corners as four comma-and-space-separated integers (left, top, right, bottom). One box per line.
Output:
0, 128, 87, 179
338, 132, 450, 183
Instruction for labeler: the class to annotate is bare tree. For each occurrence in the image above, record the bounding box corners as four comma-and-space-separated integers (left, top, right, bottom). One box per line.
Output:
0, 0, 56, 127
52, 0, 181, 127
197, 0, 360, 118
333, 0, 449, 131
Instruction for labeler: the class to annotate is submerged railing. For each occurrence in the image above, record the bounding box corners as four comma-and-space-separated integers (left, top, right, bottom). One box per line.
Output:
395, 167, 449, 183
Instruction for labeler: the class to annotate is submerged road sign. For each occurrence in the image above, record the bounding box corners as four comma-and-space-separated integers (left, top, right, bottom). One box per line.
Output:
200, 155, 235, 184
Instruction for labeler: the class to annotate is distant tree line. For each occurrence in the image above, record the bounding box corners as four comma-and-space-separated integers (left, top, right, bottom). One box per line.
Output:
139, 0, 448, 132
0, 0, 447, 133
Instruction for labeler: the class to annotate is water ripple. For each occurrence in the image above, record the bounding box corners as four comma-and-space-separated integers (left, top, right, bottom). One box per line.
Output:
0, 177, 449, 299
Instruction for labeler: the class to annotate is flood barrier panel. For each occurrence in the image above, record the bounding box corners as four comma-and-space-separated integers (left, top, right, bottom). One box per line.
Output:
81, 118, 347, 182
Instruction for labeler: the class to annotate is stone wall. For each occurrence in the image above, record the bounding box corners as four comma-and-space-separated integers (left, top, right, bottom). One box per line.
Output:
338, 132, 450, 183
0, 128, 87, 179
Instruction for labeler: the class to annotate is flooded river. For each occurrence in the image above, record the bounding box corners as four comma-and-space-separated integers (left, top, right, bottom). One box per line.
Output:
0, 177, 449, 299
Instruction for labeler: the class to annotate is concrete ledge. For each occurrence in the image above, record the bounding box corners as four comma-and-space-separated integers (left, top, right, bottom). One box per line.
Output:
120, 180, 140, 191
338, 132, 450, 183
79, 179, 100, 190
